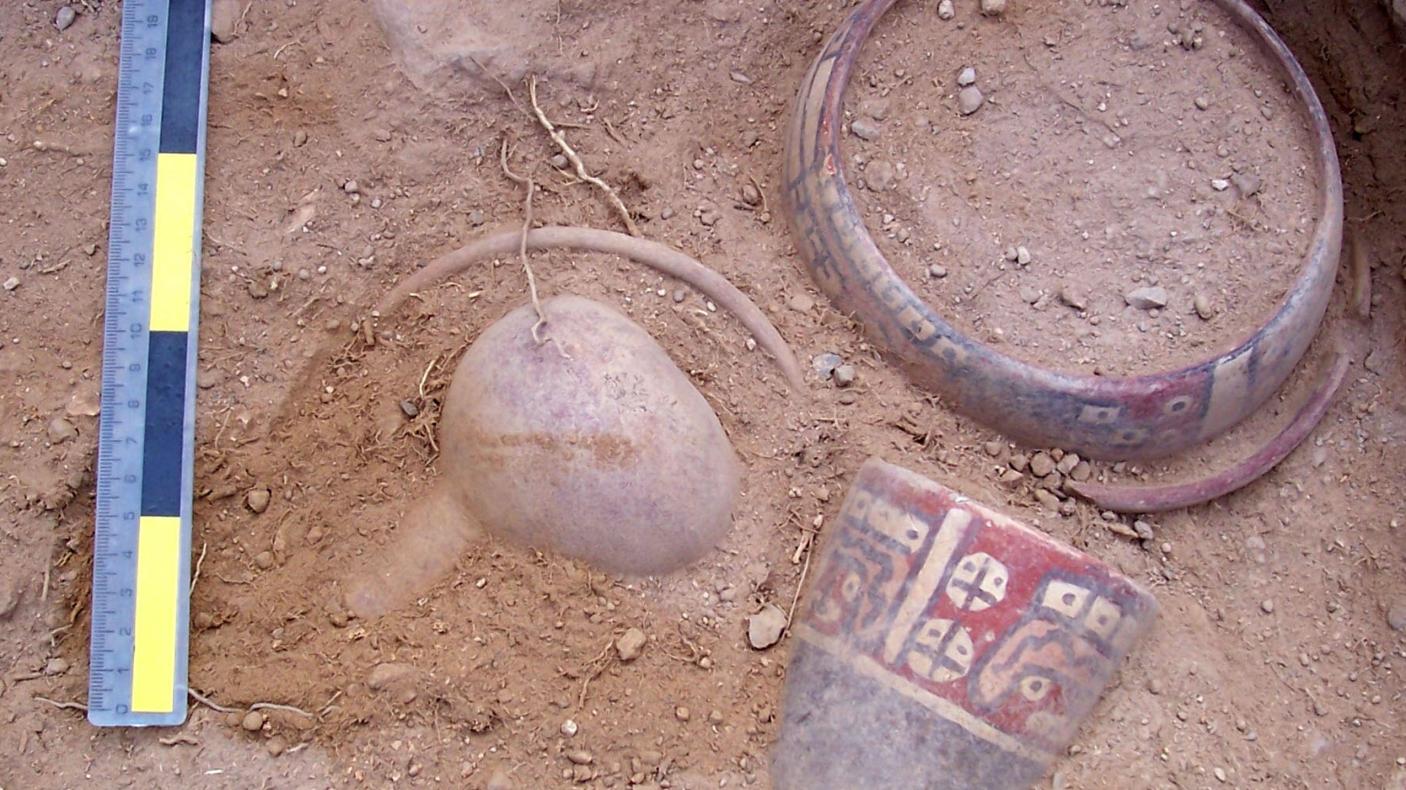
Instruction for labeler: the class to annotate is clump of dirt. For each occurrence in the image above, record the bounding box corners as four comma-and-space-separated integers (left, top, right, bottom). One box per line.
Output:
849, 0, 1320, 376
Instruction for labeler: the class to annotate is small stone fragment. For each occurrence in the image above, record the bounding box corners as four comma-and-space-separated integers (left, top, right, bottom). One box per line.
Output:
929, 265, 948, 278
1058, 284, 1087, 311
253, 551, 275, 570
1033, 489, 1061, 512
1194, 96, 1209, 111
45, 657, 69, 676
1056, 453, 1080, 475
788, 294, 816, 313
675, 706, 692, 722
211, 0, 240, 42
246, 487, 272, 514
984, 441, 1005, 457
937, 0, 955, 19
850, 119, 881, 141
55, 5, 77, 31
957, 67, 976, 87
865, 160, 896, 192
999, 469, 1025, 489
958, 86, 985, 116
241, 711, 265, 732
616, 628, 647, 662
1016, 246, 1032, 266
1124, 286, 1168, 310
980, 0, 1007, 15
1070, 461, 1092, 482
566, 750, 594, 766
266, 736, 288, 757
47, 417, 78, 444
747, 603, 788, 649
832, 364, 857, 388
1029, 452, 1056, 478
2, 277, 19, 292
1210, 178, 1231, 192
1260, 599, 1275, 614
1387, 602, 1406, 632
812, 352, 843, 379
560, 719, 579, 737
1019, 287, 1041, 305
741, 183, 762, 206
399, 399, 419, 418
1132, 520, 1155, 541
0, 578, 21, 620
1232, 173, 1262, 197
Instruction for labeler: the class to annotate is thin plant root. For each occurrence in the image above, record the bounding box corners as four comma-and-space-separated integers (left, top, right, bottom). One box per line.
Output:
377, 226, 806, 391
1069, 350, 1350, 513
499, 136, 569, 357
529, 77, 640, 236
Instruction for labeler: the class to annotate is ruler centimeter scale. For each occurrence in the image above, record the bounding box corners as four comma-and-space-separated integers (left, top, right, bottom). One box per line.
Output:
89, 0, 211, 727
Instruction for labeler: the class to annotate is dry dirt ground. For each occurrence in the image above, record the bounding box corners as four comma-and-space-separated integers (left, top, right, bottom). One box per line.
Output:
2, 0, 1405, 788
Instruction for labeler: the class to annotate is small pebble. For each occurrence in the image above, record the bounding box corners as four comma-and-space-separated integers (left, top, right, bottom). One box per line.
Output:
1016, 246, 1032, 265
241, 711, 265, 732
254, 551, 275, 570
342, 180, 359, 194
832, 364, 857, 388
741, 183, 762, 206
747, 603, 788, 650
1029, 452, 1056, 478
1033, 489, 1061, 512
1124, 286, 1168, 310
246, 487, 272, 514
929, 265, 948, 278
1194, 96, 1210, 111
566, 750, 593, 766
468, 210, 486, 226
1194, 293, 1215, 320
980, 0, 1007, 15
1210, 178, 1231, 191
616, 628, 647, 662
850, 118, 881, 141
1387, 602, 1406, 632
44, 657, 69, 676
550, 154, 569, 169
1232, 173, 1262, 197
788, 294, 816, 313
984, 441, 1005, 457
47, 417, 78, 444
399, 399, 419, 418
957, 67, 976, 87
560, 719, 579, 737
1058, 284, 1087, 311
812, 352, 843, 379
1260, 599, 1275, 614
0, 578, 21, 620
55, 5, 77, 31
937, 0, 955, 19
2, 277, 19, 292
675, 706, 692, 722
1133, 520, 1155, 541
958, 86, 985, 116
866, 160, 897, 192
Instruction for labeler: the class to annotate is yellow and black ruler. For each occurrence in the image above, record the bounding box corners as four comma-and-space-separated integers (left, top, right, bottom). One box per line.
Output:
89, 0, 210, 727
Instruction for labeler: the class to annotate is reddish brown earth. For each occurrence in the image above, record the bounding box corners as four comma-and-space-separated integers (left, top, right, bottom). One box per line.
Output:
2, 1, 1404, 788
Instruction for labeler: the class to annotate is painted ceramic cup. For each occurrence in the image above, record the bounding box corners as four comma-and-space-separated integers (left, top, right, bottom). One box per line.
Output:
773, 458, 1158, 789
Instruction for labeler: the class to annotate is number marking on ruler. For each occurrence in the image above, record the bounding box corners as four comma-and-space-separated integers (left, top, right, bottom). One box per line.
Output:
89, 0, 211, 727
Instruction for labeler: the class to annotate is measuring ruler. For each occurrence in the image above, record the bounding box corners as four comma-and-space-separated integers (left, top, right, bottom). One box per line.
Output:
89, 0, 211, 727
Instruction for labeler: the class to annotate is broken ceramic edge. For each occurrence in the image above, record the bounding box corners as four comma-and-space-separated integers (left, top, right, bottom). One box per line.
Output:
773, 457, 1158, 790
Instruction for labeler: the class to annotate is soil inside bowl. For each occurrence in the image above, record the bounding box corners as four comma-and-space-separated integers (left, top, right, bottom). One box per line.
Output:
847, 0, 1321, 376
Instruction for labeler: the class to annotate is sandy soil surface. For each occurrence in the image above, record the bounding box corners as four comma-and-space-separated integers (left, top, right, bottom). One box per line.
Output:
2, 1, 1404, 788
